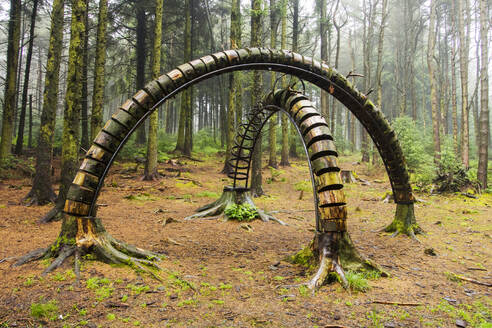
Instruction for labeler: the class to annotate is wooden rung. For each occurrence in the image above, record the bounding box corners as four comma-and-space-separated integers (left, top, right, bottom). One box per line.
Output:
311, 156, 340, 176
93, 131, 120, 153
315, 171, 343, 190
308, 140, 338, 159
80, 158, 106, 177
72, 171, 99, 190
63, 199, 90, 217
319, 206, 347, 220
318, 189, 346, 206
66, 184, 94, 204
86, 145, 112, 164
102, 119, 127, 140
112, 109, 138, 129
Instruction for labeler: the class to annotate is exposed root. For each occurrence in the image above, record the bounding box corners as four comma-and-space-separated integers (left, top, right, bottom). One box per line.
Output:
39, 204, 64, 223
13, 216, 164, 280
141, 171, 162, 181
383, 203, 423, 241
22, 188, 57, 207
185, 187, 286, 225
290, 232, 385, 291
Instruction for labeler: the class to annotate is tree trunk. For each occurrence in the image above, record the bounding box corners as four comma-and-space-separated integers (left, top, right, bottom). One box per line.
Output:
144, 0, 163, 181
135, 1, 147, 145
0, 0, 21, 161
477, 0, 489, 188
250, 0, 263, 197
458, 0, 470, 168
450, 0, 458, 153
90, 0, 108, 140
427, 0, 440, 163
80, 0, 90, 151
268, 0, 278, 169
15, 0, 39, 155
223, 0, 242, 173
41, 0, 87, 222
286, 0, 298, 161
28, 95, 33, 148
24, 0, 64, 206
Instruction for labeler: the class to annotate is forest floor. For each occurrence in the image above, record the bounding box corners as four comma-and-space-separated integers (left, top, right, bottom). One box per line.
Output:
0, 154, 491, 328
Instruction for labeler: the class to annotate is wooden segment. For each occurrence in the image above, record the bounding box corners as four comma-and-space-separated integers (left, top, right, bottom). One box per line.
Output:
247, 47, 262, 61
319, 218, 347, 232
80, 158, 106, 177
289, 99, 312, 117
66, 184, 94, 204
235, 48, 250, 62
102, 119, 127, 140
311, 156, 340, 176
315, 172, 342, 190
303, 125, 331, 141
308, 139, 337, 159
167, 69, 185, 87
73, 171, 99, 190
259, 48, 272, 61
86, 145, 112, 164
211, 51, 229, 68
189, 59, 207, 75
64, 199, 90, 216
93, 131, 120, 153
156, 74, 175, 94
224, 50, 240, 64
270, 48, 284, 63
280, 50, 294, 64
133, 89, 154, 109
144, 80, 164, 101
177, 62, 196, 80
292, 52, 303, 65
302, 55, 313, 70
318, 189, 346, 206
319, 206, 347, 220
311, 59, 322, 75
120, 99, 147, 119
303, 129, 332, 148
295, 107, 320, 124
112, 109, 138, 130
199, 55, 216, 72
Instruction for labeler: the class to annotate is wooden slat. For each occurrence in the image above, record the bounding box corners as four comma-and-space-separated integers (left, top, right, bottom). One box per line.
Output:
315, 172, 343, 190
318, 189, 346, 207
80, 158, 106, 177
93, 131, 120, 153
72, 171, 99, 190
63, 199, 90, 216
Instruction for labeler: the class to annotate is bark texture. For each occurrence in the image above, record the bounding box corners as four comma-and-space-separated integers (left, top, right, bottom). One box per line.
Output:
24, 0, 65, 205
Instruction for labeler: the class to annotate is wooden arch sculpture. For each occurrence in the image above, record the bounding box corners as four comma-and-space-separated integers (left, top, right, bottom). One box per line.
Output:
15, 48, 419, 277
189, 87, 384, 288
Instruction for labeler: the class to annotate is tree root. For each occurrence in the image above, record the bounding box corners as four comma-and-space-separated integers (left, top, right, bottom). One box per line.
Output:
12, 216, 164, 280
22, 187, 57, 207
141, 171, 162, 181
39, 204, 64, 223
382, 203, 423, 241
185, 187, 286, 225
290, 231, 386, 291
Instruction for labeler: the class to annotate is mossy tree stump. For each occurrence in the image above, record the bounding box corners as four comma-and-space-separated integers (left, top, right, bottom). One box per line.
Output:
383, 203, 423, 240
185, 186, 285, 225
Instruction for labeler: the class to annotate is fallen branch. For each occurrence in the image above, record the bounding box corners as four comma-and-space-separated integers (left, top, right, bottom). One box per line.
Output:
176, 177, 202, 187
324, 325, 351, 328
455, 275, 491, 287
171, 155, 204, 162
466, 267, 487, 271
372, 300, 422, 306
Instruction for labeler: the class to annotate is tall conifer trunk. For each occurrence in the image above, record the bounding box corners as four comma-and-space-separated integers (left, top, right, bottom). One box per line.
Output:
0, 0, 21, 161
24, 0, 65, 205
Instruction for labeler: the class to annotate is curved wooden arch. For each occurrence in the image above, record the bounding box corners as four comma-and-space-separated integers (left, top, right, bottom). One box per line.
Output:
64, 48, 413, 219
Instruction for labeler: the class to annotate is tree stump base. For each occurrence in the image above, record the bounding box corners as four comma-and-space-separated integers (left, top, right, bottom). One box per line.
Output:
185, 186, 286, 225
290, 231, 386, 290
13, 216, 163, 279
340, 170, 357, 183
383, 203, 423, 240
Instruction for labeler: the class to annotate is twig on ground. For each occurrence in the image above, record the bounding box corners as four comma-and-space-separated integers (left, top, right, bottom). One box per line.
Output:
454, 274, 492, 287
371, 300, 423, 306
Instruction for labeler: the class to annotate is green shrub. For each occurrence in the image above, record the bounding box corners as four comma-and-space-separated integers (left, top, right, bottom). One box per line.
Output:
224, 203, 259, 222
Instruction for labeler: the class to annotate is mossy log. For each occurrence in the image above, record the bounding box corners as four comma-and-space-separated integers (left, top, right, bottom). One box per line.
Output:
383, 203, 423, 240
185, 186, 285, 225
290, 232, 386, 290
14, 216, 163, 279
